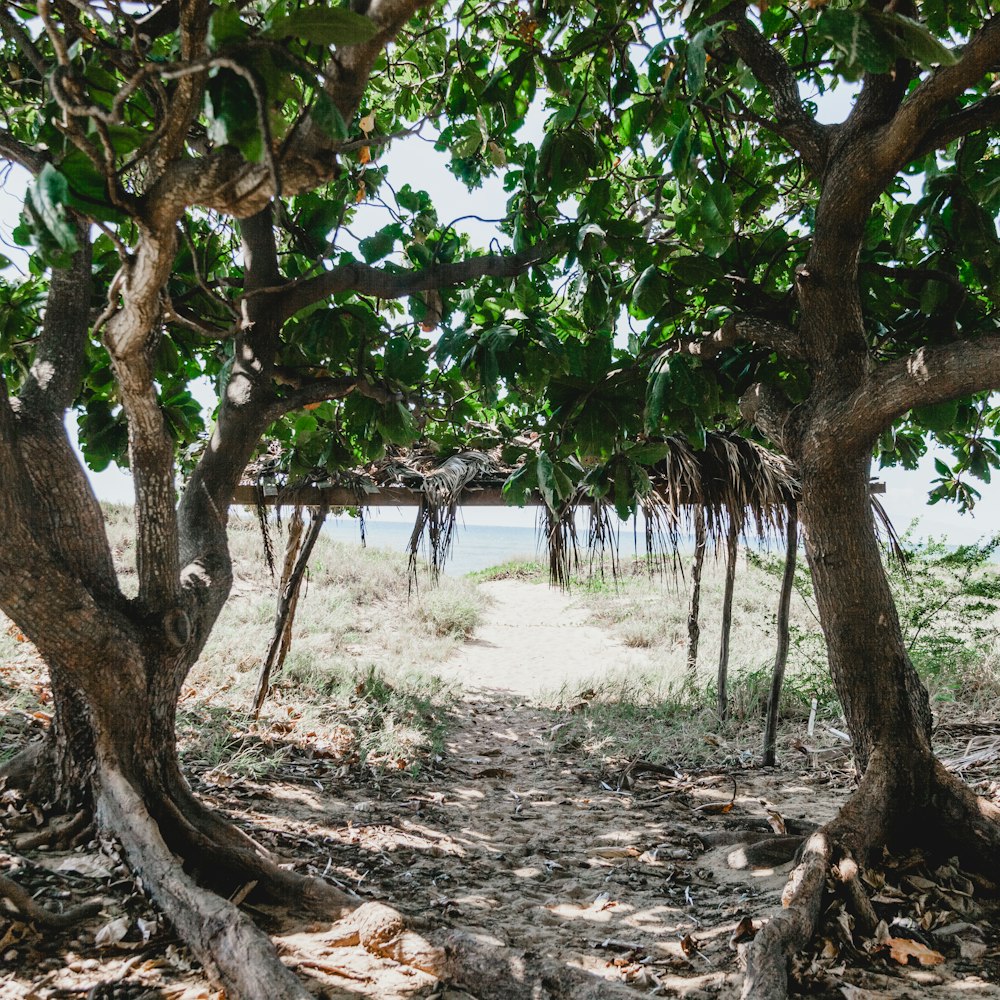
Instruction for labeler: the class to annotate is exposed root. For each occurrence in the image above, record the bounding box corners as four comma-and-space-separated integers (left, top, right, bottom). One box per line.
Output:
738, 751, 1000, 1000
158, 772, 356, 915
740, 830, 832, 1000
0, 738, 44, 792
833, 854, 877, 938
321, 902, 646, 1000
0, 872, 102, 928
96, 764, 315, 1000
727, 835, 804, 870
12, 809, 90, 851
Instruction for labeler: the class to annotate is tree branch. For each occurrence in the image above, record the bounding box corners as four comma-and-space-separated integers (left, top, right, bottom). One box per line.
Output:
15, 226, 118, 597
0, 129, 46, 175
276, 242, 559, 322
20, 224, 93, 413
739, 381, 795, 451
881, 16, 1000, 173
845, 336, 1000, 446
103, 227, 181, 610
911, 94, 1000, 158
682, 313, 804, 361
263, 376, 400, 424
719, 4, 830, 174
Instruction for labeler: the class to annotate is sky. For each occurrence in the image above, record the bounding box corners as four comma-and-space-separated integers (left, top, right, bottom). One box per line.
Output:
3, 48, 999, 548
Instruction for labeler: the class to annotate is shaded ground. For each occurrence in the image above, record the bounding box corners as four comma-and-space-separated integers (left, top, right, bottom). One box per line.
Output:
3, 580, 1000, 999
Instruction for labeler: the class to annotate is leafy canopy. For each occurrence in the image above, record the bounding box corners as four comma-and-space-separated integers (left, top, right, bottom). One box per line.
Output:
0, 0, 997, 512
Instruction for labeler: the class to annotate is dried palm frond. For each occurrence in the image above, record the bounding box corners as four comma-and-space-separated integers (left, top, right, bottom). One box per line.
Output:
871, 490, 907, 569
407, 450, 497, 587
543, 500, 580, 590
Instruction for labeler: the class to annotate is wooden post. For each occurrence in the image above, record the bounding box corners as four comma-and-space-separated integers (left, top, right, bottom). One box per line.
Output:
717, 514, 739, 721
763, 504, 798, 766
252, 502, 329, 717
686, 505, 707, 676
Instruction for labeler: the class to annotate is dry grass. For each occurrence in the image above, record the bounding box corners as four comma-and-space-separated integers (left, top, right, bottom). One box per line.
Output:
2, 506, 486, 777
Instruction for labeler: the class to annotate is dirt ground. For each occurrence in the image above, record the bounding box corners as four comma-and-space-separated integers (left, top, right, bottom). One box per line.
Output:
3, 581, 1000, 999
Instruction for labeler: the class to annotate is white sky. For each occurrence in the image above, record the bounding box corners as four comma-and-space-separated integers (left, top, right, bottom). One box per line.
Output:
3, 63, 998, 546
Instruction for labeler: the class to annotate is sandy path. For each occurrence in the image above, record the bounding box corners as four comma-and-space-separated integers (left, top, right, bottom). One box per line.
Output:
433, 579, 652, 696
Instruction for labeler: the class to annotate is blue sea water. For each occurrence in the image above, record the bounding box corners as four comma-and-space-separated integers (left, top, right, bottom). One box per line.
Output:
320, 512, 673, 577
322, 515, 541, 576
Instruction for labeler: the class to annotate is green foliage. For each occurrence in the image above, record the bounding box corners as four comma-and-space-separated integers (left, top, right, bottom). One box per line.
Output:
0, 1, 997, 525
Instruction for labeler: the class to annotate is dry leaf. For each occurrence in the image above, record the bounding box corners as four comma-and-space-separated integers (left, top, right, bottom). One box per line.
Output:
766, 809, 786, 835
959, 938, 987, 960
354, 182, 366, 203
359, 112, 375, 135
53, 854, 114, 879
589, 846, 640, 859
95, 916, 130, 948
358, 145, 371, 165
729, 916, 756, 948
885, 936, 945, 966
474, 767, 513, 779
696, 800, 734, 815
679, 932, 701, 958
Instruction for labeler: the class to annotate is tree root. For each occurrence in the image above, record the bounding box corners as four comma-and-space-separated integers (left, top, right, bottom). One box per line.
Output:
318, 902, 644, 1000
738, 752, 1000, 1000
0, 872, 103, 928
96, 764, 316, 1000
158, 769, 357, 915
12, 809, 90, 851
740, 831, 832, 1000
93, 764, 648, 1000
0, 738, 44, 792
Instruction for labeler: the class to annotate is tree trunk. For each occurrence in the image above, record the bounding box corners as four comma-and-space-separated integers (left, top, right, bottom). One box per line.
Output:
798, 455, 932, 778
686, 505, 707, 676
763, 505, 797, 767
717, 514, 739, 720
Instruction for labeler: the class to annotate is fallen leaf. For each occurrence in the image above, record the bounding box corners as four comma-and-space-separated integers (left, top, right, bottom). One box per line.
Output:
766, 809, 786, 835
696, 800, 734, 815
729, 916, 756, 948
679, 932, 701, 957
95, 916, 130, 948
885, 936, 945, 966
53, 855, 114, 879
959, 938, 987, 960
589, 846, 640, 860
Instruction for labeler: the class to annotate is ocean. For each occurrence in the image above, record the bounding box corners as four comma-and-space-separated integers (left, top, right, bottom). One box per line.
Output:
320, 513, 666, 577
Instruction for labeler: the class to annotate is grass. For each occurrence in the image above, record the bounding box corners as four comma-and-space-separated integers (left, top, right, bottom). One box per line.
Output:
2, 506, 998, 776
534, 536, 1000, 768
2, 506, 483, 780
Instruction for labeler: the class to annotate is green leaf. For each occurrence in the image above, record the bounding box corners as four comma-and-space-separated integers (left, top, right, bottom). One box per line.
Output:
913, 401, 959, 432
503, 456, 538, 506
359, 224, 401, 263
311, 90, 348, 141
205, 70, 263, 162
631, 265, 668, 319
266, 8, 377, 46
818, 9, 893, 75
866, 10, 959, 69
26, 164, 78, 257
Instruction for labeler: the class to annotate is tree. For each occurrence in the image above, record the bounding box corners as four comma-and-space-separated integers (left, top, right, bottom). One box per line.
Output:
2, 1, 1000, 998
